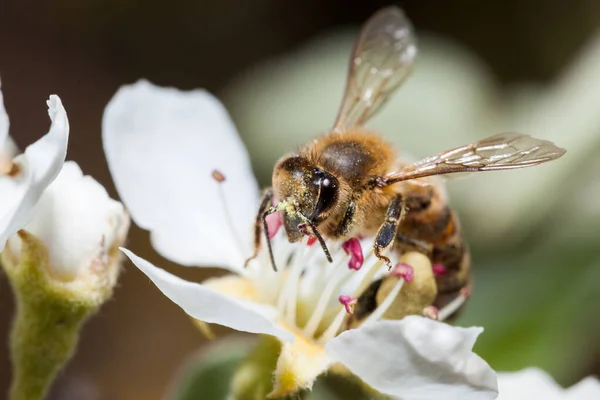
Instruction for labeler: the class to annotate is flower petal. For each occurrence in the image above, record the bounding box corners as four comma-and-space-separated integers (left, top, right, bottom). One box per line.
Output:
496, 368, 563, 400
7, 162, 128, 279
565, 376, 600, 400
121, 248, 293, 342
325, 316, 497, 400
103, 81, 258, 272
497, 368, 600, 400
269, 329, 332, 398
0, 95, 69, 252
0, 78, 15, 162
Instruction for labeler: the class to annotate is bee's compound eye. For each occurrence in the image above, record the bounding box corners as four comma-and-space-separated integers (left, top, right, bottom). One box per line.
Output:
311, 168, 339, 220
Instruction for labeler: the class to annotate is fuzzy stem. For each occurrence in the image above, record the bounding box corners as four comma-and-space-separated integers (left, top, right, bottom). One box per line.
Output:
3, 232, 100, 400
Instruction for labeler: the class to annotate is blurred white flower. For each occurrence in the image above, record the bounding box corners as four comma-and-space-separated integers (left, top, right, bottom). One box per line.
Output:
102, 80, 498, 399
4, 161, 129, 291
498, 368, 600, 400
0, 80, 69, 252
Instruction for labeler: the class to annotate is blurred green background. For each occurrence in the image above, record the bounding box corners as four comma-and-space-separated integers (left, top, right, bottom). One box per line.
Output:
1, 0, 600, 399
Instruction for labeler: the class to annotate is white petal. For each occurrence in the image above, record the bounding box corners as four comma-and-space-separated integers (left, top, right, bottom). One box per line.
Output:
7, 162, 128, 279
325, 316, 498, 400
565, 376, 600, 400
0, 95, 69, 251
121, 248, 293, 342
497, 368, 600, 400
0, 80, 18, 172
103, 80, 258, 272
0, 78, 13, 160
497, 368, 563, 400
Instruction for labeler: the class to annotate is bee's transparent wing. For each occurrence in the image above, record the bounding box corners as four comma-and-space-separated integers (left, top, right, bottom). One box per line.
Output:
381, 133, 566, 185
333, 7, 417, 131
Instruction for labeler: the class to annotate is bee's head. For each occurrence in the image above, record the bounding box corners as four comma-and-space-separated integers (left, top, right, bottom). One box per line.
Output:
272, 155, 339, 243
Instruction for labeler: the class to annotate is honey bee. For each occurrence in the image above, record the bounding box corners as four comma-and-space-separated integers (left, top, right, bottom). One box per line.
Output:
246, 7, 565, 315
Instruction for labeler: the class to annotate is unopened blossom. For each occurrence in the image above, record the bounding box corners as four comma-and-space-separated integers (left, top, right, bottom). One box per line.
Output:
3, 161, 130, 292
103, 80, 497, 399
1, 159, 130, 400
498, 368, 600, 400
0, 82, 129, 400
0, 80, 69, 251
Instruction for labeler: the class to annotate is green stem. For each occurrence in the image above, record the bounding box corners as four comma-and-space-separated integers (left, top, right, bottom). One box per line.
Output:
3, 232, 98, 400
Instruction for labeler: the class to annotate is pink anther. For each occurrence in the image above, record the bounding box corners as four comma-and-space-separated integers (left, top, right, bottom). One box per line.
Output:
211, 170, 226, 183
432, 264, 447, 277
391, 263, 414, 283
460, 285, 472, 298
423, 305, 439, 320
307, 236, 318, 246
338, 295, 358, 314
342, 238, 364, 271
266, 212, 283, 239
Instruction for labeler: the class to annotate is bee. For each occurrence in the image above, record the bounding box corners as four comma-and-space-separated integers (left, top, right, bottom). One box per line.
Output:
246, 7, 565, 315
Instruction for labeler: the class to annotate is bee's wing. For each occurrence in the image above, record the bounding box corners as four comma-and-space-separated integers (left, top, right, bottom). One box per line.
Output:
333, 7, 416, 131
381, 133, 566, 185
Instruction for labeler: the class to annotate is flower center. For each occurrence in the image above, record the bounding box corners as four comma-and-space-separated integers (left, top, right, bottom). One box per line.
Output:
244, 217, 471, 344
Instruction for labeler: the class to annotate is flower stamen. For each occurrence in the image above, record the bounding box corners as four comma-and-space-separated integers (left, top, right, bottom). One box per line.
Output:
211, 170, 246, 262
266, 212, 283, 239
301, 253, 348, 337
342, 238, 364, 270
318, 305, 348, 344
363, 263, 414, 325
353, 252, 386, 297
338, 294, 357, 314
438, 286, 471, 321
278, 237, 317, 324
7, 162, 20, 177
391, 262, 414, 282
432, 264, 447, 277
423, 305, 439, 320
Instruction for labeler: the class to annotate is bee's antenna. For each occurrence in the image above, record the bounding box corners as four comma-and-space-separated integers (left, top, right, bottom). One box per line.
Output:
298, 214, 333, 263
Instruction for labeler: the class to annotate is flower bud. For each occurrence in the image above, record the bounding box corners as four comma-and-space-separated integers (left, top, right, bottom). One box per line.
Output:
1, 161, 129, 400
4, 162, 129, 297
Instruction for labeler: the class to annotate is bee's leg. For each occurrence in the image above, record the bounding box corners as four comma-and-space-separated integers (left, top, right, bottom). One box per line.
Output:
244, 187, 273, 267
373, 194, 406, 269
335, 200, 357, 237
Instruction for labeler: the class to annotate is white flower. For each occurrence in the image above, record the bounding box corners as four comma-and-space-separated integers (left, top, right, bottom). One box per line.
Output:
498, 368, 600, 400
102, 80, 498, 399
0, 80, 69, 252
4, 161, 129, 288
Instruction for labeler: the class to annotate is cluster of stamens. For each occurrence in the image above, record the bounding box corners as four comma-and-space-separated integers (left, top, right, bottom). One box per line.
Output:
247, 211, 471, 343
